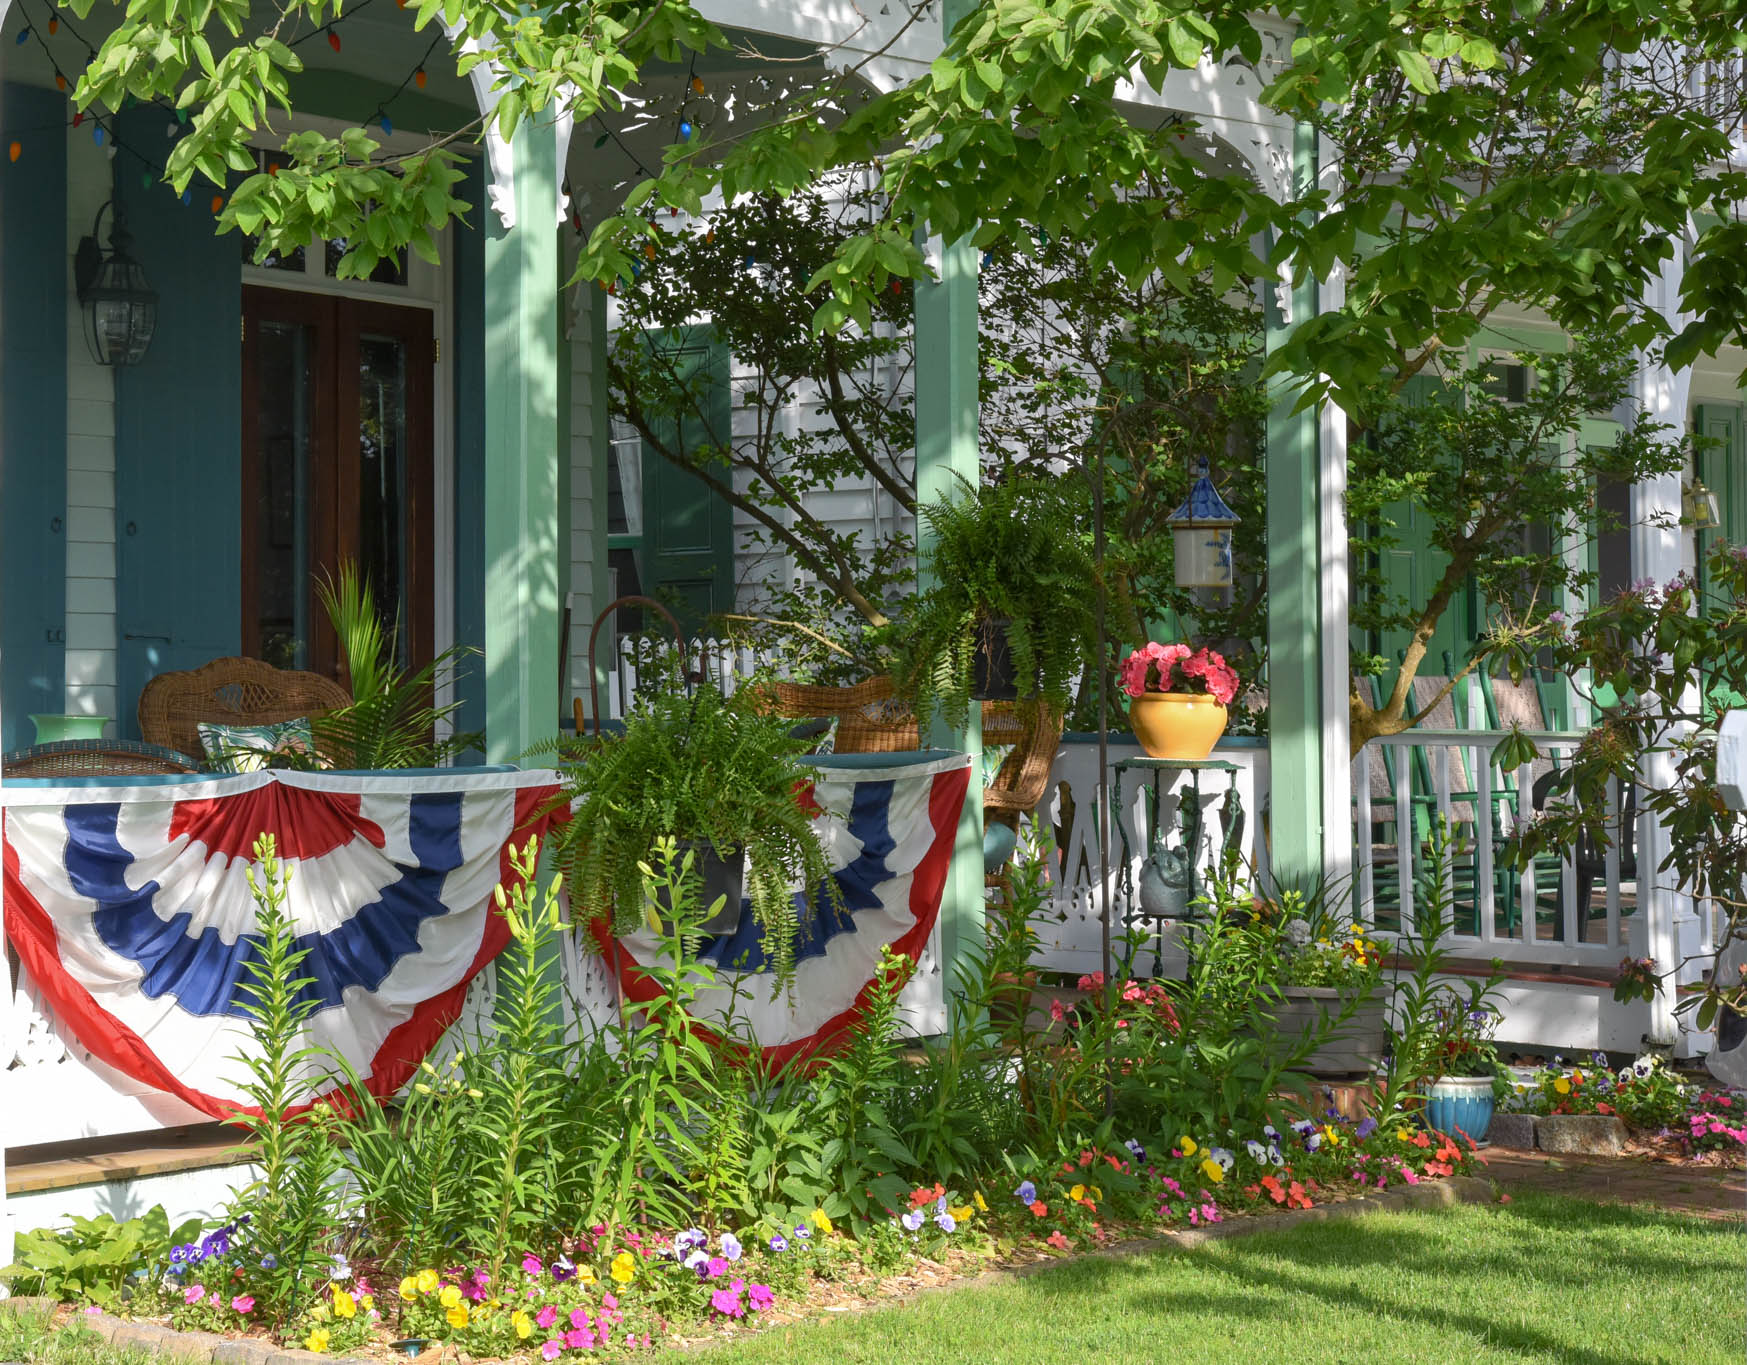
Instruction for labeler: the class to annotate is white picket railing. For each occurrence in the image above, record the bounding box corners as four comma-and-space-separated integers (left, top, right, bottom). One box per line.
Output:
599, 636, 774, 720
1350, 728, 1640, 966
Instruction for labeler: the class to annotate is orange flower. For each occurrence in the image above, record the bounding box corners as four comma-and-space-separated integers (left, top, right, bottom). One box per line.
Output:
1029, 1201, 1049, 1217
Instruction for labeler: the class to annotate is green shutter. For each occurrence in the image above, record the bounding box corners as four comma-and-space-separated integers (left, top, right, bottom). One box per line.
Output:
638, 330, 733, 633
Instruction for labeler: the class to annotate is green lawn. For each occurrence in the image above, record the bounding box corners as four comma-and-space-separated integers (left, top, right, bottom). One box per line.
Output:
4, 1196, 1739, 1365
673, 1194, 1745, 1365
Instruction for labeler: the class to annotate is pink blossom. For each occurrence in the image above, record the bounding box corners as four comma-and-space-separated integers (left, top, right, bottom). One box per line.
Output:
1400, 1167, 1420, 1184
522, 1254, 543, 1275
541, 1342, 563, 1361
747, 1284, 774, 1312
536, 1305, 559, 1330
705, 1256, 729, 1279
230, 1295, 255, 1315
710, 1285, 745, 1318
601, 1293, 618, 1312
183, 1284, 205, 1305
569, 1307, 591, 1329
1049, 999, 1066, 1023
564, 1328, 594, 1350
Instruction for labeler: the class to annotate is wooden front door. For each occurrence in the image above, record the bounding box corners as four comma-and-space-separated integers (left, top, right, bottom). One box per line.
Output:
240, 286, 434, 682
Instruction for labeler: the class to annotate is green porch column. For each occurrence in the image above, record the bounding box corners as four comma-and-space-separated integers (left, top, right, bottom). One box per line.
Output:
914, 227, 984, 1007
1264, 121, 1325, 887
482, 124, 563, 762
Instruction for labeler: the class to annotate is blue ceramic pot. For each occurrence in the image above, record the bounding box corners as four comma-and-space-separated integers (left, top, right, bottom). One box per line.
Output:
1424, 1075, 1495, 1143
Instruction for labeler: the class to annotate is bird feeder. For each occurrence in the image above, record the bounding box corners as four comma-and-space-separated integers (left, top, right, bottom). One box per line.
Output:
1165, 459, 1239, 588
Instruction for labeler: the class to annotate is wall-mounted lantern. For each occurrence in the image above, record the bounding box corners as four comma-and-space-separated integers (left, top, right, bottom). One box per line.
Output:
74, 201, 157, 366
1683, 476, 1723, 532
1165, 459, 1239, 588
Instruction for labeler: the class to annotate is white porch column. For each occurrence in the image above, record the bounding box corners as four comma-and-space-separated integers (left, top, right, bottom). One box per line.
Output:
1628, 250, 1699, 1051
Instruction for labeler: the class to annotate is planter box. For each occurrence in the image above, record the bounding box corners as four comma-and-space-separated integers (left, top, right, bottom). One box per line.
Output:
1271, 987, 1387, 1076
1533, 1113, 1627, 1156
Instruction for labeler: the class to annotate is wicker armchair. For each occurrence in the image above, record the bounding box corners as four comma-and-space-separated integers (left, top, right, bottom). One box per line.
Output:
138, 657, 351, 765
3, 739, 201, 778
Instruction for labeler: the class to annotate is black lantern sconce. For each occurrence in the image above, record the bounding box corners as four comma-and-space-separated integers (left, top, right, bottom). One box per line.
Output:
74, 200, 157, 367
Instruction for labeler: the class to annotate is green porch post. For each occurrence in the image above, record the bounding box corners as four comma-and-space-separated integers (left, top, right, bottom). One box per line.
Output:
914, 225, 983, 1006
1264, 122, 1325, 887
482, 124, 563, 762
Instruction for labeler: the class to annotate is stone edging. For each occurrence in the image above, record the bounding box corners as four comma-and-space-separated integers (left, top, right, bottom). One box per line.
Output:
0, 1299, 366, 1365
2, 1177, 1497, 1363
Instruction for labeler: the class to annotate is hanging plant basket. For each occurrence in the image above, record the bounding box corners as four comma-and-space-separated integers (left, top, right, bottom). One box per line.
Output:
971, 617, 1020, 701
649, 840, 747, 937
1128, 693, 1228, 761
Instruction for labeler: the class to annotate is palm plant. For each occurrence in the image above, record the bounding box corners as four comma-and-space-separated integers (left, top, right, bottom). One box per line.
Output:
309, 563, 481, 769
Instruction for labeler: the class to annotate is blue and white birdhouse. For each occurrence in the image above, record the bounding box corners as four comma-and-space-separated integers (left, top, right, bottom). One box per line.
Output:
1165, 459, 1239, 588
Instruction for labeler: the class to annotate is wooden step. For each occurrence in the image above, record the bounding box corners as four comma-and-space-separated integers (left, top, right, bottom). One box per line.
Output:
6, 1123, 251, 1197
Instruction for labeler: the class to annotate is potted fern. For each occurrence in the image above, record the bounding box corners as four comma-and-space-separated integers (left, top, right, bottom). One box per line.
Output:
553, 681, 839, 988
899, 474, 1097, 729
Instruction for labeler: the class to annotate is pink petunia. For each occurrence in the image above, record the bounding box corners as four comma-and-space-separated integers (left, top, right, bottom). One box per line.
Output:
601, 1293, 618, 1312
535, 1304, 559, 1330
184, 1285, 205, 1305
569, 1307, 590, 1330
564, 1328, 594, 1350
230, 1295, 255, 1315
710, 1285, 745, 1318
747, 1284, 774, 1312
541, 1342, 562, 1362
522, 1254, 543, 1276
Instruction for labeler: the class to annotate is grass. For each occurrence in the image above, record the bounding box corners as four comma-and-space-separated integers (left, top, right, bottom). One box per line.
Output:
667, 1194, 1745, 1365
2, 1196, 1738, 1365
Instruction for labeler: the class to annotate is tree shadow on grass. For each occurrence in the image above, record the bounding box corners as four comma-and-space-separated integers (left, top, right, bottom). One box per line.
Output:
994, 1198, 1735, 1365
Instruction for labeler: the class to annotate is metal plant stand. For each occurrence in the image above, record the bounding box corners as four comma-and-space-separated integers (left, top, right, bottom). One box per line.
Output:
1113, 757, 1245, 977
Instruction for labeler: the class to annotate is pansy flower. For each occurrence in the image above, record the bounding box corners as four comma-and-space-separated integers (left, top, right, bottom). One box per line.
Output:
1015, 1179, 1037, 1204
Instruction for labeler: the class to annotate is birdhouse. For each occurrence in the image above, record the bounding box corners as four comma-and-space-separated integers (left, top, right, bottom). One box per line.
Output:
1165, 459, 1239, 588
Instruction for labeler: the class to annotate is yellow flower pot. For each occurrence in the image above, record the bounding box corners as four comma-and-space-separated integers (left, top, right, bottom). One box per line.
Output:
1128, 692, 1228, 761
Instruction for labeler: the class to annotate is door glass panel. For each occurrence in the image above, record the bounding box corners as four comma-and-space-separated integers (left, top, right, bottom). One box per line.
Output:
253, 321, 314, 668
358, 333, 409, 665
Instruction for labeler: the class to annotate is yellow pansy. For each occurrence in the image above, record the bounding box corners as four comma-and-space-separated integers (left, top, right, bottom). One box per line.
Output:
1554, 1076, 1572, 1095
359, 1295, 374, 1313
399, 1276, 418, 1302
949, 1204, 974, 1222
446, 1303, 470, 1329
1322, 1125, 1343, 1147
812, 1209, 834, 1234
1178, 1136, 1198, 1156
576, 1264, 597, 1287
1397, 1128, 1413, 1142
416, 1269, 439, 1294
438, 1284, 463, 1309
304, 1329, 330, 1354
973, 1191, 988, 1213
1200, 1157, 1226, 1184
610, 1252, 637, 1284
512, 1311, 533, 1340
332, 1288, 356, 1320
1069, 1183, 1086, 1202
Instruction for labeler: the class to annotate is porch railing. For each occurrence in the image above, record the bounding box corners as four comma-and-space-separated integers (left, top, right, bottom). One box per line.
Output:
1350, 728, 1639, 967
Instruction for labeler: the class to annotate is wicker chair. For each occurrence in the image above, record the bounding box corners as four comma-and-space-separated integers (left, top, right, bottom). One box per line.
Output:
3, 739, 201, 778
138, 657, 351, 765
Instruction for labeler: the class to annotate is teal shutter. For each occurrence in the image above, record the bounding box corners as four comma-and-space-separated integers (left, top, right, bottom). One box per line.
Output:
113, 109, 241, 741
639, 331, 733, 632
2, 84, 69, 750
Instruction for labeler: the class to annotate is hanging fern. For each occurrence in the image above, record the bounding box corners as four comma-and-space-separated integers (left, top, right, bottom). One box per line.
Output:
898, 473, 1099, 730
549, 683, 840, 992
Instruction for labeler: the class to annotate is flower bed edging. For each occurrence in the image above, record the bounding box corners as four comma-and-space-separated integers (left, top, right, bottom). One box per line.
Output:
2, 1179, 1495, 1362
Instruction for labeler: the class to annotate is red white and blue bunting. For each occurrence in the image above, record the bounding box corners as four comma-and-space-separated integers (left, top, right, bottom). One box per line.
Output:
3, 768, 560, 1120
593, 752, 972, 1068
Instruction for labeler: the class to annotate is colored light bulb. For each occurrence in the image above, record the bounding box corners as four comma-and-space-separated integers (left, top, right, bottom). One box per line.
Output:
414, 68, 427, 89
328, 30, 341, 52
7, 140, 20, 163
678, 120, 692, 139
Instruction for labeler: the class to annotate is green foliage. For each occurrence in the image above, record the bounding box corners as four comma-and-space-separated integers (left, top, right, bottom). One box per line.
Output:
310, 562, 482, 769
899, 474, 1099, 730
1347, 335, 1687, 751
1503, 542, 1747, 1036
0, 1207, 200, 1308
551, 682, 838, 988
979, 235, 1268, 687
224, 835, 348, 1322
